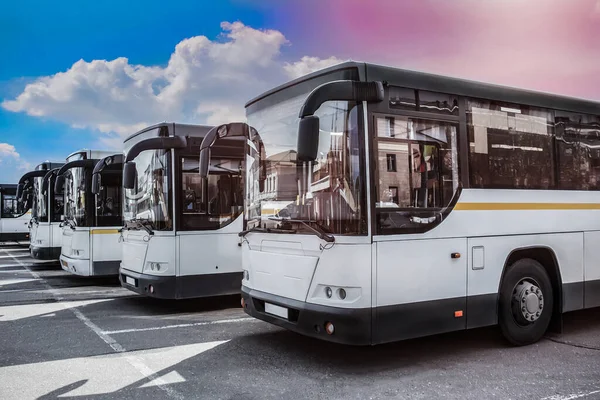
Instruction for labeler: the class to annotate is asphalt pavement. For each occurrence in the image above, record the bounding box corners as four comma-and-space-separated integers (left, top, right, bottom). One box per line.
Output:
0, 243, 599, 400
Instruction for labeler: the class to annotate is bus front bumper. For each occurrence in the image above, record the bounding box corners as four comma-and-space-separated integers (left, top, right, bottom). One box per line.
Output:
241, 286, 372, 346
60, 255, 91, 276
30, 246, 61, 260
119, 268, 177, 299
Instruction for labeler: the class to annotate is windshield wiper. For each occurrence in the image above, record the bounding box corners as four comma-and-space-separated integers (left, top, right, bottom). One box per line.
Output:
124, 218, 154, 235
269, 218, 335, 243
238, 225, 296, 238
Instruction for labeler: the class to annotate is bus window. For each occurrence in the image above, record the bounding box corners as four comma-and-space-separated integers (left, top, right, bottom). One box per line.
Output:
375, 116, 460, 234
1, 194, 19, 218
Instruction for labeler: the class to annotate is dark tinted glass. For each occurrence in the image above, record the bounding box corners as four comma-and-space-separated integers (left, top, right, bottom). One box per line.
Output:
555, 112, 600, 190
389, 87, 458, 116
467, 99, 554, 189
95, 167, 122, 226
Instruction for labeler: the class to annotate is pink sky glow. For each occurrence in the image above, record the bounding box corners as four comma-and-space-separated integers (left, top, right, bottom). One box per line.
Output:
303, 0, 600, 101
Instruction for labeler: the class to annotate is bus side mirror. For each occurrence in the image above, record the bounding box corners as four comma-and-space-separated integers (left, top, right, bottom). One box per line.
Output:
199, 148, 210, 178
123, 162, 136, 189
297, 116, 320, 162
54, 175, 65, 194
91, 173, 101, 195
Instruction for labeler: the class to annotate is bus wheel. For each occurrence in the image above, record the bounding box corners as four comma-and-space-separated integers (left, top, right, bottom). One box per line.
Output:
498, 258, 553, 346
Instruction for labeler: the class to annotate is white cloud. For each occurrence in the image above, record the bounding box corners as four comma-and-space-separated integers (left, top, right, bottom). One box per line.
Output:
2, 21, 338, 145
0, 143, 31, 177
0, 143, 20, 160
283, 56, 345, 79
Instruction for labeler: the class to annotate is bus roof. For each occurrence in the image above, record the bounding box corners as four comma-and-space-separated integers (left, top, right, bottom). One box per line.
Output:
245, 60, 600, 115
123, 122, 214, 143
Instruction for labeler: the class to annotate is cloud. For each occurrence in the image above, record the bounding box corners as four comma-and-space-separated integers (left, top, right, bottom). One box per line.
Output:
0, 143, 31, 173
0, 143, 20, 159
2, 21, 338, 143
283, 56, 344, 79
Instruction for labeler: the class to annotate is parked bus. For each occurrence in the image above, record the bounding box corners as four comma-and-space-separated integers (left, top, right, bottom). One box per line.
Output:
120, 122, 244, 299
55, 149, 121, 276
238, 61, 600, 346
0, 184, 30, 243
17, 162, 64, 259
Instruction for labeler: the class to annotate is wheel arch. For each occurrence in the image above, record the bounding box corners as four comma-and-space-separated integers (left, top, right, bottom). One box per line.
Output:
498, 246, 563, 333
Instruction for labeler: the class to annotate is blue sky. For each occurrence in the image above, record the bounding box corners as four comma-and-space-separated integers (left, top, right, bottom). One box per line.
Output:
2, 0, 599, 182
0, 0, 313, 181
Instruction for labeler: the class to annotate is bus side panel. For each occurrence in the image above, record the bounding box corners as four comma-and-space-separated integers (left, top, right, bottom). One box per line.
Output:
51, 223, 63, 248
0, 213, 30, 236
373, 238, 467, 344
91, 230, 120, 261
178, 232, 242, 297
467, 232, 584, 316
91, 230, 121, 275
583, 231, 600, 309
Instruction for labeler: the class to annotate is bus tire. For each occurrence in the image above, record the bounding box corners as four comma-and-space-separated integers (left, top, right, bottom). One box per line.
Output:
498, 258, 553, 346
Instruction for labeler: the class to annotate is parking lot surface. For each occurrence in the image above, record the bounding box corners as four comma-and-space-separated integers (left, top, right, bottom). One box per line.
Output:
0, 243, 599, 400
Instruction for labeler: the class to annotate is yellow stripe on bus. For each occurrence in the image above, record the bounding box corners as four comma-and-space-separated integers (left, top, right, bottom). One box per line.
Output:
455, 202, 600, 211
90, 229, 120, 235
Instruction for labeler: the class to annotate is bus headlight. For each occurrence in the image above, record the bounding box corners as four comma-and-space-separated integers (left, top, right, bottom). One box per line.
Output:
325, 287, 333, 298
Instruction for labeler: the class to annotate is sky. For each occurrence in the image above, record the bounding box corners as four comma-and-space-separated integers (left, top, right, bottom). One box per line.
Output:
1, 0, 599, 182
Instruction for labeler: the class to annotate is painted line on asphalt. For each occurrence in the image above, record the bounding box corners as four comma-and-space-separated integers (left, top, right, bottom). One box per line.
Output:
2, 248, 185, 399
0, 264, 25, 268
103, 317, 256, 335
542, 389, 600, 400
0, 254, 29, 259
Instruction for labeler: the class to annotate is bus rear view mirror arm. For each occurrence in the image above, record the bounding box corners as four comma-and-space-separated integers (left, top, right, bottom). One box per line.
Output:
198, 122, 250, 178
54, 159, 97, 194
297, 80, 384, 162
123, 137, 187, 189
92, 154, 123, 194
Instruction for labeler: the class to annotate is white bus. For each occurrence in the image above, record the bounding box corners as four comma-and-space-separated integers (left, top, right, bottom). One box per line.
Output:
0, 184, 30, 243
119, 122, 244, 299
17, 162, 65, 259
56, 149, 122, 276
239, 61, 600, 346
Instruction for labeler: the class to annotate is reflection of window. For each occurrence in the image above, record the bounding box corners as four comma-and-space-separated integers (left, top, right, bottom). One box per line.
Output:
389, 87, 459, 116
555, 112, 600, 190
468, 99, 554, 189
389, 186, 399, 204
376, 116, 460, 234
386, 154, 397, 172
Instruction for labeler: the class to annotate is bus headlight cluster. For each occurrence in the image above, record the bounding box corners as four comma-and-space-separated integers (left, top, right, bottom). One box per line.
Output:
149, 262, 161, 271
325, 286, 348, 300
243, 270, 250, 280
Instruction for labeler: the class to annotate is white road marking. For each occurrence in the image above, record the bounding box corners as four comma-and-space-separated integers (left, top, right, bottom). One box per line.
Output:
0, 341, 227, 398
541, 389, 600, 400
0, 264, 25, 268
0, 248, 30, 252
0, 254, 29, 259
0, 299, 111, 322
2, 249, 189, 399
103, 317, 255, 335
0, 278, 37, 287
140, 371, 186, 388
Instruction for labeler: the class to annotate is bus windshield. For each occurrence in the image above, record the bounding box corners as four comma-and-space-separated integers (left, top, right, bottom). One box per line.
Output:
246, 89, 366, 236
123, 149, 172, 231
33, 177, 48, 222
64, 167, 87, 226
